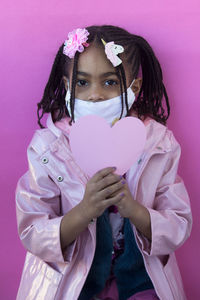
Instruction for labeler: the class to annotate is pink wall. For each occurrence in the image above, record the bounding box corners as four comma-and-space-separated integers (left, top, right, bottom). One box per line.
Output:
1, 0, 199, 298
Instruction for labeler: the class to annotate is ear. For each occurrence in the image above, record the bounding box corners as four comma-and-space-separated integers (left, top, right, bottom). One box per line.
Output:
131, 77, 142, 95
62, 76, 68, 91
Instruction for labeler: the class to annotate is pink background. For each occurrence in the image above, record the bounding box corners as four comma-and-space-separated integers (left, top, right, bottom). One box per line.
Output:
0, 0, 199, 299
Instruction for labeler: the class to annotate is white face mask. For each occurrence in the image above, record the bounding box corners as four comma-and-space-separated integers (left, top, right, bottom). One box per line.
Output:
65, 79, 136, 126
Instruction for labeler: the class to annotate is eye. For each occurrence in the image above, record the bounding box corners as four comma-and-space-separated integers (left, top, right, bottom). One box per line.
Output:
105, 79, 118, 86
77, 79, 88, 87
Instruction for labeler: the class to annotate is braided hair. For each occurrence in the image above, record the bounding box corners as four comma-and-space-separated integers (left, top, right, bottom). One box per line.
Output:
37, 25, 170, 128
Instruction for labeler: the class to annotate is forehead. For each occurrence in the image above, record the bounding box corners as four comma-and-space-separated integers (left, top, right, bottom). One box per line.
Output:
77, 44, 116, 76
68, 43, 133, 83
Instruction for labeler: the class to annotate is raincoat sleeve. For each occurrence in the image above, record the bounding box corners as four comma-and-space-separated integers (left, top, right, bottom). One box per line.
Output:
15, 133, 76, 264
135, 132, 192, 256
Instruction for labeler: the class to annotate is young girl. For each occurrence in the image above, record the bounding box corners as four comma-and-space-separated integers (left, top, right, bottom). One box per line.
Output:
15, 25, 192, 300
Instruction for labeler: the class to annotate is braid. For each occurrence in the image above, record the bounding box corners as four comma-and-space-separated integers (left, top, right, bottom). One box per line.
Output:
37, 45, 69, 128
116, 67, 124, 119
69, 52, 80, 124
132, 36, 170, 124
162, 83, 170, 119
119, 64, 128, 117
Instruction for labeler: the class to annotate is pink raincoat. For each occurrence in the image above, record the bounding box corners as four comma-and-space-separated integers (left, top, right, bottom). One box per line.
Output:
15, 114, 192, 300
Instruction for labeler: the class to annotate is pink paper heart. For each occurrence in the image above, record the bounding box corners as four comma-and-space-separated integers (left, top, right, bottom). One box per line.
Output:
69, 115, 146, 177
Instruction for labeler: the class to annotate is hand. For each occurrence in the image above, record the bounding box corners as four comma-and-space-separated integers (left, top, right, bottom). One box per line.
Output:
113, 179, 136, 218
80, 167, 126, 220
112, 178, 152, 240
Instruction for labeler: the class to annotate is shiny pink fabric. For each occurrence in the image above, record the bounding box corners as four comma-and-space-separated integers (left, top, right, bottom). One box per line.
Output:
15, 113, 192, 300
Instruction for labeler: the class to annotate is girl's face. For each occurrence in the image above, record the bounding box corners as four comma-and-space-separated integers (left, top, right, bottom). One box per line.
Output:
63, 44, 141, 102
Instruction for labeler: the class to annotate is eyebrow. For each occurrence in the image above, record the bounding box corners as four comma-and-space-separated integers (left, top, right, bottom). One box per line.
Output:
77, 71, 118, 77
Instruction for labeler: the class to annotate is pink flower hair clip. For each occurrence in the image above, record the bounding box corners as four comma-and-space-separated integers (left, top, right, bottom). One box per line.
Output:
63, 28, 90, 59
101, 38, 124, 67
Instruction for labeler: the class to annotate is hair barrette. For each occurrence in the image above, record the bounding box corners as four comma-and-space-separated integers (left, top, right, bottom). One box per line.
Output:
63, 28, 90, 58
101, 38, 124, 67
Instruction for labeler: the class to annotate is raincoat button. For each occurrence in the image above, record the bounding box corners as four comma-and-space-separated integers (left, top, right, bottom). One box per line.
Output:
57, 175, 64, 182
42, 157, 48, 164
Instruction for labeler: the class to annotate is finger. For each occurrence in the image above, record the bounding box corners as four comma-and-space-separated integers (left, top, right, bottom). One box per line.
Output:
98, 179, 126, 199
108, 186, 125, 198
102, 192, 125, 208
96, 173, 122, 191
91, 167, 117, 183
